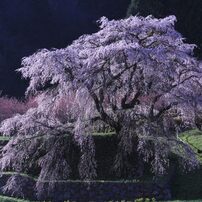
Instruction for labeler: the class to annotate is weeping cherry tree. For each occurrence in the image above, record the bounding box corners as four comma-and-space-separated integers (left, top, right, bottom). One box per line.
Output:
0, 15, 201, 197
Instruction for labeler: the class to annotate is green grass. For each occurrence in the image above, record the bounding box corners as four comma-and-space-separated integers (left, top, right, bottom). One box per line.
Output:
171, 129, 202, 200
1, 171, 144, 183
0, 136, 10, 141
180, 129, 202, 163
0, 196, 200, 202
0, 131, 115, 143
0, 195, 31, 202
92, 131, 116, 136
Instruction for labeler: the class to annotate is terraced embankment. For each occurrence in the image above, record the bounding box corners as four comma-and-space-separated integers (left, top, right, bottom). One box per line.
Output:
0, 130, 201, 201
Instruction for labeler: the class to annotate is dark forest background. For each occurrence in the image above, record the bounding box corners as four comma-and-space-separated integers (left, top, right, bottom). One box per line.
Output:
0, 0, 201, 97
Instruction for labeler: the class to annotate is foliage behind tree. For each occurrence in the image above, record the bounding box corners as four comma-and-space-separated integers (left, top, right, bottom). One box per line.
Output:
0, 94, 36, 123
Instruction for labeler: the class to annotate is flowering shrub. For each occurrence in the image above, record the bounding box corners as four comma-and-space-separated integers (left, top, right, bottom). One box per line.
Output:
0, 95, 37, 123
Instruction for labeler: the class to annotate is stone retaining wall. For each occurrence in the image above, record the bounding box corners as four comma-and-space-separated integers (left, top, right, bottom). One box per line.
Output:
43, 181, 171, 202
0, 175, 171, 202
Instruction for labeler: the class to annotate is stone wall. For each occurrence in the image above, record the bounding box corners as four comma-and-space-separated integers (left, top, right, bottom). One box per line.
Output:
43, 181, 171, 202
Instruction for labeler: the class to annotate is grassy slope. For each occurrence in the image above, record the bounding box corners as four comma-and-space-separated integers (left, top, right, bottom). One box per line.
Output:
171, 129, 202, 200
180, 129, 202, 162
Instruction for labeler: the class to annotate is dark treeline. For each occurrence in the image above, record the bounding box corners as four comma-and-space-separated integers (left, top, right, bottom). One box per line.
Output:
0, 0, 130, 97
127, 0, 202, 59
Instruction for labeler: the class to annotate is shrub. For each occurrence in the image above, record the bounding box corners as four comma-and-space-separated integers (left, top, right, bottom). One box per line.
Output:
0, 95, 37, 123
